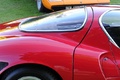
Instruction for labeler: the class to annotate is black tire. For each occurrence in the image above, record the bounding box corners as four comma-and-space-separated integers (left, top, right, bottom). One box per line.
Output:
1, 67, 57, 80
36, 0, 48, 12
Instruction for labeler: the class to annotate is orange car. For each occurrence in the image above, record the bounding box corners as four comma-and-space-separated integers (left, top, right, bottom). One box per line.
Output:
36, 0, 110, 12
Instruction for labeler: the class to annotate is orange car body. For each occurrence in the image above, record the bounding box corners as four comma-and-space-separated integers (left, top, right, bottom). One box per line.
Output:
42, 0, 110, 10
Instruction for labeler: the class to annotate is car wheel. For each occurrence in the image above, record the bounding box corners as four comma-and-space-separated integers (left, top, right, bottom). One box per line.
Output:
1, 67, 57, 80
36, 0, 47, 12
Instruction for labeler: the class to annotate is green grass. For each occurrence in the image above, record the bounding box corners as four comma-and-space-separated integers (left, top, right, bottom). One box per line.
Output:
111, 0, 120, 4
0, 0, 41, 23
0, 0, 120, 23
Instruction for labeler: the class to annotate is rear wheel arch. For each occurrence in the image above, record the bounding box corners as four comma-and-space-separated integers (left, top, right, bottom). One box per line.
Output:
0, 63, 62, 80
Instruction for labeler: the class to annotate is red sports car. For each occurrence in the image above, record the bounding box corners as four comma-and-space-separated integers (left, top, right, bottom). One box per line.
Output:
0, 5, 120, 80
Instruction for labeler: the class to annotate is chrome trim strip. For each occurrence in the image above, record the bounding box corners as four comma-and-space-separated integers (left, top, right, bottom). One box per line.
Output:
19, 7, 88, 32
99, 9, 120, 48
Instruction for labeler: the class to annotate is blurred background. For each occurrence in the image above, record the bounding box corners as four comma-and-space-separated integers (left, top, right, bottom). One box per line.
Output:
0, 0, 119, 23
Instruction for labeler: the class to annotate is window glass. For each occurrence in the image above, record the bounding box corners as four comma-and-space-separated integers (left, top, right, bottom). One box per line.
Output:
102, 10, 120, 47
19, 8, 86, 32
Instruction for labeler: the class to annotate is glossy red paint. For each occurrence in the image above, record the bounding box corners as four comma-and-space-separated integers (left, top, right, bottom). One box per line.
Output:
1, 5, 120, 80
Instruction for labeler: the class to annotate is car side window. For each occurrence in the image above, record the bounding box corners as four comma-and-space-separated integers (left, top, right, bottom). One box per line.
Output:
101, 10, 120, 47
19, 8, 87, 32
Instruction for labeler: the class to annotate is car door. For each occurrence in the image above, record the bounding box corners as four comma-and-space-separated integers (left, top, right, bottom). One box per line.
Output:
100, 9, 120, 79
74, 8, 120, 80
101, 9, 120, 68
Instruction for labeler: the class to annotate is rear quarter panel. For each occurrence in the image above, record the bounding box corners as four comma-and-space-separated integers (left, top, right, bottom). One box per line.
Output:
0, 36, 74, 80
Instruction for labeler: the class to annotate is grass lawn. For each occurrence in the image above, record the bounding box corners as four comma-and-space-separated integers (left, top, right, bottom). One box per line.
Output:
111, 0, 120, 4
0, 0, 120, 23
0, 0, 40, 23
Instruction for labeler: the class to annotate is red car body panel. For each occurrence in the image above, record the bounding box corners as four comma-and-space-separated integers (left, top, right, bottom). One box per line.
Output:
1, 6, 120, 80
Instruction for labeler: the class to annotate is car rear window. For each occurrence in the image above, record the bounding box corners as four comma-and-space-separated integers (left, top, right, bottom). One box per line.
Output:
101, 9, 120, 47
19, 7, 87, 32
